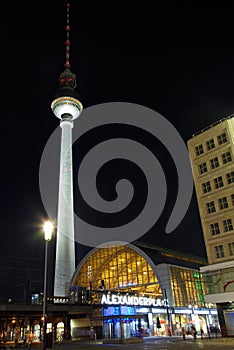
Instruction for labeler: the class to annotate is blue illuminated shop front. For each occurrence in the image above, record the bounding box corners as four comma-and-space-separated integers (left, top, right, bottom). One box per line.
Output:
100, 294, 218, 339
102, 305, 141, 338
101, 293, 165, 338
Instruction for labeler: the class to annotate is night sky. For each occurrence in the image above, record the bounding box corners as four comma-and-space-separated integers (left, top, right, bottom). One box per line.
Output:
1, 1, 234, 301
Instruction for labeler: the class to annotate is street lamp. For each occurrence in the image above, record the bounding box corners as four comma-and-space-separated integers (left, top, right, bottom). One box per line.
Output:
163, 289, 172, 336
42, 221, 54, 350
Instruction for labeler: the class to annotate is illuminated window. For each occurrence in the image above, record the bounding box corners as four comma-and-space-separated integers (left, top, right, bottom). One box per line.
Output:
214, 176, 223, 189
210, 222, 220, 235
195, 144, 204, 156
206, 201, 216, 214
206, 138, 215, 151
214, 245, 224, 259
223, 219, 233, 232
222, 151, 232, 164
202, 181, 211, 194
210, 157, 219, 169
217, 132, 227, 145
218, 197, 228, 210
73, 244, 159, 297
169, 266, 205, 307
199, 162, 207, 174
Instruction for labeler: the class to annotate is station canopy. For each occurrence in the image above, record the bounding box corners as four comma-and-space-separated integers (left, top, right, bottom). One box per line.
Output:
71, 243, 162, 298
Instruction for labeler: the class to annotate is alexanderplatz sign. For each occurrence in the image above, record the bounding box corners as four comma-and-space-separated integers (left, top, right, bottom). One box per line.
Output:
101, 293, 164, 307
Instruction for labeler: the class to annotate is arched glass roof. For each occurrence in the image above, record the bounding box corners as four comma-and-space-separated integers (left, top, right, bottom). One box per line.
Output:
71, 244, 161, 297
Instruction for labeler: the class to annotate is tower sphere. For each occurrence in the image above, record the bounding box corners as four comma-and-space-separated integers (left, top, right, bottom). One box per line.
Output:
51, 96, 83, 120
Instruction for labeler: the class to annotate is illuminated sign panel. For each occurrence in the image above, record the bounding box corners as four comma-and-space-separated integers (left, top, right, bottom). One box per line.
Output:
101, 294, 163, 307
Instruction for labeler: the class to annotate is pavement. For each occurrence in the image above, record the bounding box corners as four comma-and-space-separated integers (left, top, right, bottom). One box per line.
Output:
2, 336, 234, 349
200, 336, 234, 344
144, 334, 234, 343
54, 335, 234, 347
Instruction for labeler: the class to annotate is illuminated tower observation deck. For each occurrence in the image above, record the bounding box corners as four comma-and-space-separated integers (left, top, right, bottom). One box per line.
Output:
51, 3, 83, 297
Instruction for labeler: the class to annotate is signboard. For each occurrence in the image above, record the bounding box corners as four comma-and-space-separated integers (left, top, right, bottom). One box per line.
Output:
101, 293, 164, 307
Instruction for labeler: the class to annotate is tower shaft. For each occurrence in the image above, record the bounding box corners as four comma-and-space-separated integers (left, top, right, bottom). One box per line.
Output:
54, 118, 75, 297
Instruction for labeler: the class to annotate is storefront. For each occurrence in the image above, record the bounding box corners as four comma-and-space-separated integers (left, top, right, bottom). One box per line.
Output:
90, 291, 219, 339
100, 294, 163, 338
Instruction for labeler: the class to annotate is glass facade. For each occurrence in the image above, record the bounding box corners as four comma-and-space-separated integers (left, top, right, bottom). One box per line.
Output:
72, 244, 207, 308
169, 266, 205, 307
74, 245, 160, 298
203, 267, 234, 294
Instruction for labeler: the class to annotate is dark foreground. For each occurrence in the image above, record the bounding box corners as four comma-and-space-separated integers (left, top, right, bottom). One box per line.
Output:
3, 336, 234, 350
54, 336, 234, 350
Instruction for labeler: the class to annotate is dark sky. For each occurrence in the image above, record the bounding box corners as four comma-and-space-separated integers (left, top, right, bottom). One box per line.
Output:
1, 1, 234, 301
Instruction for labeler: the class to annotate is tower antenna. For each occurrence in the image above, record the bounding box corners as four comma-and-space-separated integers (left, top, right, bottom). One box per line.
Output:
65, 2, 71, 69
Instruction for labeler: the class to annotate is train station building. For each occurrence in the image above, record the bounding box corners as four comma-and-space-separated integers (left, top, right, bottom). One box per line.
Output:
0, 241, 219, 342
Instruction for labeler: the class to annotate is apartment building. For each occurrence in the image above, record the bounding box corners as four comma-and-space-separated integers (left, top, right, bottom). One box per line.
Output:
187, 115, 234, 336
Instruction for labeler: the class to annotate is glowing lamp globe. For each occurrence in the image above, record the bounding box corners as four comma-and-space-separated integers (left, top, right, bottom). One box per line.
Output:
43, 221, 54, 241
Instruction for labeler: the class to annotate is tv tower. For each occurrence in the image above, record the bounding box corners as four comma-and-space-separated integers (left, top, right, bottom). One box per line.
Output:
51, 2, 83, 297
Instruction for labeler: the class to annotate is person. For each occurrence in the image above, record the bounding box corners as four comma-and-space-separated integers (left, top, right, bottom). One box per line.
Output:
191, 326, 197, 340
200, 327, 204, 339
181, 326, 186, 340
23, 335, 27, 345
138, 327, 144, 338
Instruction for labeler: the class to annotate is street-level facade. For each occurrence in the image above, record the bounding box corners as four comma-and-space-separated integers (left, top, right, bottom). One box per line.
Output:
187, 115, 234, 336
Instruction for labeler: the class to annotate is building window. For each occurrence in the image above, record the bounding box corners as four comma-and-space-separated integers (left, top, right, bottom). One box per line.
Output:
222, 151, 232, 164
218, 197, 228, 210
231, 194, 234, 206
214, 176, 224, 189
210, 222, 220, 235
210, 157, 219, 169
206, 201, 216, 214
195, 144, 204, 156
217, 132, 227, 145
226, 171, 234, 184
206, 138, 215, 151
202, 181, 211, 194
228, 242, 234, 256
223, 219, 233, 232
214, 245, 224, 259
199, 162, 207, 174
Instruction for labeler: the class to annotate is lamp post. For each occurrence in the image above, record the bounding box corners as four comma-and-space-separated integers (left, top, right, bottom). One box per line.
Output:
163, 289, 172, 336
42, 221, 53, 350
